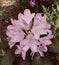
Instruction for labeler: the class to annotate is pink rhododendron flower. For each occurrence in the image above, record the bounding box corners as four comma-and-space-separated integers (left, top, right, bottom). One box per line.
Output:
6, 9, 53, 60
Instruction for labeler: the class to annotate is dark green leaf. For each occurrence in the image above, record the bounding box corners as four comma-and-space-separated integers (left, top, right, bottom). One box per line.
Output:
48, 38, 59, 53
32, 53, 44, 65
1, 50, 15, 65
43, 53, 55, 65
17, 51, 31, 65
32, 53, 56, 65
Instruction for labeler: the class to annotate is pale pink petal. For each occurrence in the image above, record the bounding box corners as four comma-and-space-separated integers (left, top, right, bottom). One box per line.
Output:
38, 50, 44, 56
11, 17, 26, 30
7, 25, 15, 30
44, 40, 52, 45
11, 18, 15, 25
22, 45, 30, 52
18, 13, 23, 20
21, 52, 26, 60
8, 41, 15, 48
21, 9, 35, 24
30, 52, 35, 59
15, 45, 26, 60
15, 48, 21, 54
20, 33, 39, 53
15, 45, 22, 54
31, 44, 37, 52
40, 38, 52, 45
6, 24, 25, 42
38, 45, 47, 56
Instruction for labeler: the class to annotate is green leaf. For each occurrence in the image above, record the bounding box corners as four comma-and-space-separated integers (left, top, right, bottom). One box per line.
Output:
42, 5, 47, 13
48, 38, 59, 53
0, 49, 5, 56
55, 18, 59, 30
32, 53, 44, 65
17, 51, 31, 65
43, 53, 55, 65
32, 53, 55, 65
1, 50, 15, 65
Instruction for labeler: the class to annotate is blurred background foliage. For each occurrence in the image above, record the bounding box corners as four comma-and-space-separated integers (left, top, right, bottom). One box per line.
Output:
0, 0, 59, 65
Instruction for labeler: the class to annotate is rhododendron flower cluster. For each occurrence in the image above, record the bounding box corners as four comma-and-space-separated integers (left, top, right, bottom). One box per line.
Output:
6, 9, 53, 60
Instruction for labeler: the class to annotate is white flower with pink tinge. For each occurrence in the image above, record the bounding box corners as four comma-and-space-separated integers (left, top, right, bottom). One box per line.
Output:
6, 9, 53, 60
